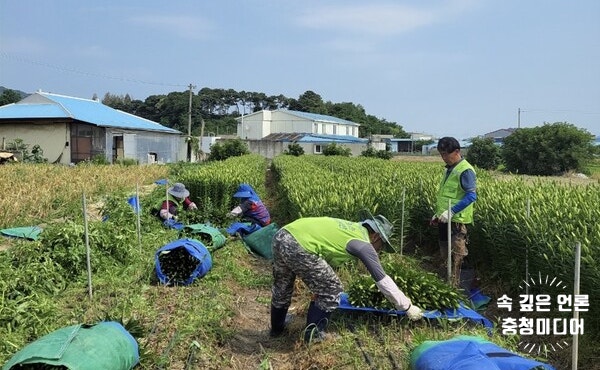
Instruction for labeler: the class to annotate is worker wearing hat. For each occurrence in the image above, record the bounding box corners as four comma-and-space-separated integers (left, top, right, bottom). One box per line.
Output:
270, 211, 423, 344
158, 183, 198, 221
228, 183, 271, 227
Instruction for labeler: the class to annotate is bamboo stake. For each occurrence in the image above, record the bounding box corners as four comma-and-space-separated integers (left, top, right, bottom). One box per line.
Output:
525, 198, 531, 296
447, 199, 452, 285
400, 187, 405, 256
82, 192, 92, 300
572, 241, 581, 370
136, 183, 142, 250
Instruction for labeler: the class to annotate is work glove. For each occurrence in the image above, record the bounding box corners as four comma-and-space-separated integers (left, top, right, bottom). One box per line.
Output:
429, 215, 438, 226
438, 209, 453, 223
188, 202, 198, 210
406, 305, 424, 320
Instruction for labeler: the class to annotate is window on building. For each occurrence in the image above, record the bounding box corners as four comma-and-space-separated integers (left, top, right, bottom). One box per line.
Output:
333, 125, 337, 135
314, 123, 319, 134
314, 144, 322, 154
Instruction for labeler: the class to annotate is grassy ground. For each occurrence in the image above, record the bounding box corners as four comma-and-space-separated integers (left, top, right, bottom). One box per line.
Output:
1, 161, 596, 369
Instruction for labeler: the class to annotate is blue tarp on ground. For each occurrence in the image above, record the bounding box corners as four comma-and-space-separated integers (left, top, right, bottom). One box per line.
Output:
338, 293, 493, 330
226, 222, 261, 235
410, 335, 556, 370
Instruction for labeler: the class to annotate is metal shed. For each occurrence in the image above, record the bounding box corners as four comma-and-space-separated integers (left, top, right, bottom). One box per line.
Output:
0, 91, 185, 164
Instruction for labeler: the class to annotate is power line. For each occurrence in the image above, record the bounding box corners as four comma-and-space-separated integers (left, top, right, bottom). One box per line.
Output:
0, 52, 187, 88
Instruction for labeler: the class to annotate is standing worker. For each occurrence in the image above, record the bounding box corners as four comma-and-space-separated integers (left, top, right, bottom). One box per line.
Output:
158, 183, 198, 221
430, 137, 477, 287
228, 183, 271, 227
270, 212, 423, 344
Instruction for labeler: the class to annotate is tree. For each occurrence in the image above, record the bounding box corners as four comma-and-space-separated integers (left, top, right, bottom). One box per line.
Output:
288, 91, 327, 114
0, 89, 22, 106
361, 145, 393, 160
207, 138, 250, 161
501, 122, 595, 175
284, 143, 304, 156
466, 137, 501, 170
322, 143, 352, 157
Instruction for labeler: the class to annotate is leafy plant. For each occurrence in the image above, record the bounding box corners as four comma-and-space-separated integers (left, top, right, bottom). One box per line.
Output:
322, 142, 352, 157
466, 137, 501, 170
284, 142, 304, 156
501, 122, 595, 175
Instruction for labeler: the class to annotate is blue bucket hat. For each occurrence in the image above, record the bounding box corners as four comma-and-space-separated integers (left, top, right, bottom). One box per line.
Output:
233, 183, 260, 201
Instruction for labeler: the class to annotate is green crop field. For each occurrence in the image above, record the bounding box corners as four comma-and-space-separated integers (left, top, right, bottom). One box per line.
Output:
0, 155, 597, 369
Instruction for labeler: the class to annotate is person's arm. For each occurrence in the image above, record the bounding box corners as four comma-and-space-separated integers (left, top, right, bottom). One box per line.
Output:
183, 197, 197, 210
346, 240, 412, 310
451, 169, 477, 214
159, 200, 177, 220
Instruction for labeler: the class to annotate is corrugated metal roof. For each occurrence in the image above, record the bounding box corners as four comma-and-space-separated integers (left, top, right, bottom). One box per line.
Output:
260, 132, 367, 143
298, 134, 367, 143
0, 92, 181, 134
279, 110, 359, 126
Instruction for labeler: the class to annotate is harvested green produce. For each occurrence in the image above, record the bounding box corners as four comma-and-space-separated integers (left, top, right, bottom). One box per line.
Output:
157, 247, 200, 285
347, 257, 464, 311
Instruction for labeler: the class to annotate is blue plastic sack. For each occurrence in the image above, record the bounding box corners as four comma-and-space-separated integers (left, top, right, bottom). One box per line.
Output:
155, 238, 212, 286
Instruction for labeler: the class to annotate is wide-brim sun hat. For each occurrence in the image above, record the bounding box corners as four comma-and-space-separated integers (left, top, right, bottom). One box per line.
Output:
168, 183, 190, 198
358, 209, 396, 253
233, 190, 253, 198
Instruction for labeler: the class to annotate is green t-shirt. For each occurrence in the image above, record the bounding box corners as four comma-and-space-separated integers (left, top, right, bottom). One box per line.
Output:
283, 217, 370, 267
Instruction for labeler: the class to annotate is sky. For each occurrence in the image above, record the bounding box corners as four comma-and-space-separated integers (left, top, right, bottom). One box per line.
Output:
1, 0, 599, 139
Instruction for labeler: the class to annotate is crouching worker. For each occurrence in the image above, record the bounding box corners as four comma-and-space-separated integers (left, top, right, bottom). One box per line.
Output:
228, 183, 271, 227
270, 212, 423, 344
158, 183, 197, 221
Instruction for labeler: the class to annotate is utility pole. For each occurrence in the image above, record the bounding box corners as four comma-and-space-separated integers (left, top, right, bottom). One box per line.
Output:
517, 107, 521, 129
187, 83, 196, 136
187, 83, 196, 162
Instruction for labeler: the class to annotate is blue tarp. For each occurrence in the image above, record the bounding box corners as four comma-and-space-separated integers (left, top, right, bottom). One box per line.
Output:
155, 238, 212, 286
338, 293, 493, 330
163, 219, 185, 230
226, 222, 261, 235
410, 335, 556, 370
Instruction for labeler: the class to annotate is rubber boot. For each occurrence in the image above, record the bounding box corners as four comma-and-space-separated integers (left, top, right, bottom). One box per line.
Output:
270, 305, 289, 337
303, 301, 331, 344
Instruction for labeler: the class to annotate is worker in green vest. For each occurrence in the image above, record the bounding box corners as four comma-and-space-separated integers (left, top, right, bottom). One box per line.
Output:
270, 212, 423, 344
430, 137, 477, 288
158, 183, 198, 221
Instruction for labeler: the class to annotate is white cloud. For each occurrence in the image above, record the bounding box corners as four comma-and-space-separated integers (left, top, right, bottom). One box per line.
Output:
129, 14, 214, 40
295, 0, 480, 36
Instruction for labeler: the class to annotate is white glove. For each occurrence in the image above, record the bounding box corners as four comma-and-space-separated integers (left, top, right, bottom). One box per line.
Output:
226, 212, 236, 218
438, 209, 453, 223
230, 206, 243, 216
406, 305, 424, 320
159, 209, 177, 221
188, 202, 198, 210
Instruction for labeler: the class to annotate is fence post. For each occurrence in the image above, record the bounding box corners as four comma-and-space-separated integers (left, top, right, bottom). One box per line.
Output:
572, 241, 581, 370
82, 192, 93, 300
447, 199, 452, 285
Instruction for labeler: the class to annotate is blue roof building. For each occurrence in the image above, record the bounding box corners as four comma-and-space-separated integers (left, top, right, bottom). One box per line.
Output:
234, 109, 367, 157
0, 91, 184, 164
